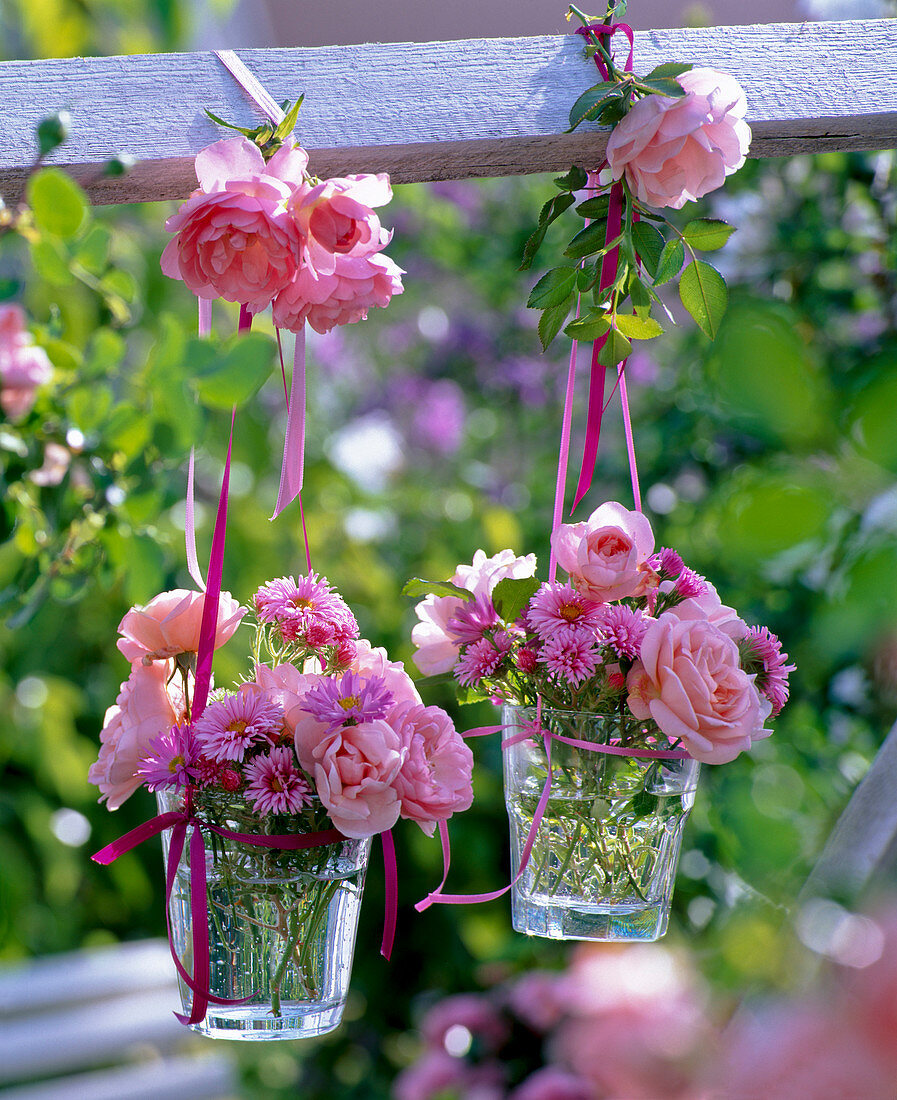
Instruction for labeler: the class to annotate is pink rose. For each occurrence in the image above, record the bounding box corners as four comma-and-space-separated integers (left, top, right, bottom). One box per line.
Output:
412, 549, 537, 676
117, 588, 244, 663
626, 613, 770, 763
660, 578, 746, 639
351, 639, 422, 707
288, 173, 392, 273
254, 662, 319, 735
389, 700, 473, 834
421, 993, 509, 1052
605, 68, 751, 210
0, 304, 52, 421
88, 661, 183, 809
552, 501, 655, 603
310, 719, 405, 838
161, 137, 308, 311
271, 250, 404, 334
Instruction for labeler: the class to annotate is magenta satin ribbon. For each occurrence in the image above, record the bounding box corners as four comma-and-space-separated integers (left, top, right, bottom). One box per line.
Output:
271, 324, 307, 521
569, 22, 635, 511
92, 807, 345, 1025
416, 718, 688, 911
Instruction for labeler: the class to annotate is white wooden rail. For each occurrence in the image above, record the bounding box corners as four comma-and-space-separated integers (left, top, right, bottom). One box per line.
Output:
1, 19, 895, 205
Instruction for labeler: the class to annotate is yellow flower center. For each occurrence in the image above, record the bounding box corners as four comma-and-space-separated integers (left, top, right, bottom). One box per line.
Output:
559, 603, 583, 622
339, 695, 360, 711
168, 755, 185, 773
227, 719, 248, 735
291, 596, 313, 609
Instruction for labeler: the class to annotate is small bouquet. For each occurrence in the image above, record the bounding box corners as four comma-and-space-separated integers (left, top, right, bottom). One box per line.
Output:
408, 502, 793, 939
90, 575, 473, 1037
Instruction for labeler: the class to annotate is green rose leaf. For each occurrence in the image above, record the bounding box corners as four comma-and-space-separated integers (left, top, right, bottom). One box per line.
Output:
492, 577, 541, 623
27, 168, 88, 239
635, 76, 688, 98
564, 310, 611, 342
553, 166, 589, 192
679, 260, 728, 339
613, 312, 664, 340
628, 274, 653, 312
631, 221, 665, 278
568, 83, 623, 131
402, 578, 474, 602
191, 330, 276, 409
539, 302, 571, 351
520, 193, 577, 270
632, 789, 659, 817
682, 218, 737, 251
575, 196, 611, 219
527, 267, 578, 309
564, 220, 615, 260
655, 238, 685, 285
597, 327, 632, 366
643, 62, 693, 80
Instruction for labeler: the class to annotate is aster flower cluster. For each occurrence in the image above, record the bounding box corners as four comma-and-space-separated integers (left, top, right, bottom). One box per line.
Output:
93, 573, 474, 841
409, 502, 795, 766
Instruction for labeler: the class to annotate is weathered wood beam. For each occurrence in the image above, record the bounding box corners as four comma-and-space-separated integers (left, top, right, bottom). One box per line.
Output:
1, 19, 895, 205
800, 718, 897, 903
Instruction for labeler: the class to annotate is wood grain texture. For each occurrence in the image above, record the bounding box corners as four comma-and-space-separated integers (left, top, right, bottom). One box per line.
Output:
1, 19, 895, 204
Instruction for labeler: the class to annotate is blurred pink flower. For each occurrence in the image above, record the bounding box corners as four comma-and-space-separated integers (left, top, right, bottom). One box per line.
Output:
552, 944, 710, 1099
627, 613, 770, 763
412, 549, 537, 676
271, 250, 404, 334
421, 993, 510, 1053
509, 1066, 594, 1100
88, 660, 183, 809
0, 304, 52, 420
161, 137, 307, 310
552, 501, 655, 603
309, 718, 404, 838
28, 442, 70, 486
712, 1005, 896, 1100
288, 173, 392, 274
393, 1050, 504, 1100
503, 970, 567, 1033
605, 68, 750, 209
390, 700, 473, 835
117, 588, 244, 663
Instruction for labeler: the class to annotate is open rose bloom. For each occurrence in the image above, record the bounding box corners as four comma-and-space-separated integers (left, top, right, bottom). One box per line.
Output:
91, 573, 472, 841
410, 501, 793, 765
604, 68, 751, 209
162, 134, 403, 331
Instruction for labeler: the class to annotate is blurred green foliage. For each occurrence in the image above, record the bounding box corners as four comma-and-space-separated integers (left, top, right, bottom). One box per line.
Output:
4, 6, 897, 1098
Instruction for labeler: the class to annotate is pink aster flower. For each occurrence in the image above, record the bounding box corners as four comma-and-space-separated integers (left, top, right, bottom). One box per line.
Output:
540, 630, 600, 686
517, 646, 540, 673
193, 689, 284, 762
647, 547, 685, 580
446, 592, 501, 646
137, 723, 201, 790
244, 746, 311, 815
527, 582, 603, 642
455, 635, 511, 687
254, 572, 358, 645
596, 604, 650, 660
300, 670, 394, 731
674, 567, 707, 600
742, 626, 796, 716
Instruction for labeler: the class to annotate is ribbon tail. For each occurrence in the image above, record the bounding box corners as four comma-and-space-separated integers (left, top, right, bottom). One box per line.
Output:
271, 324, 307, 521
380, 829, 398, 961
192, 410, 235, 720
91, 811, 185, 865
414, 819, 453, 913
618, 362, 642, 512
572, 339, 607, 511
571, 181, 624, 511
185, 449, 206, 592
177, 826, 211, 1025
